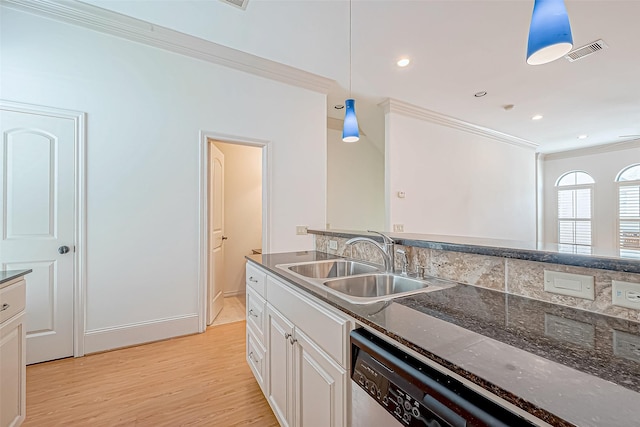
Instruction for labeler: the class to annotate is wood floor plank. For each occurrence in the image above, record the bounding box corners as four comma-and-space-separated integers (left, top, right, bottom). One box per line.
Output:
23, 321, 278, 426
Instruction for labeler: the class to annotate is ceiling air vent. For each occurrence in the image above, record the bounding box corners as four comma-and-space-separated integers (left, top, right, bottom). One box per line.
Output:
565, 39, 608, 62
219, 0, 248, 10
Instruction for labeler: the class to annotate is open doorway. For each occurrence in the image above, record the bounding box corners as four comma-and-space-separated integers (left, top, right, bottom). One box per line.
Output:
200, 133, 267, 329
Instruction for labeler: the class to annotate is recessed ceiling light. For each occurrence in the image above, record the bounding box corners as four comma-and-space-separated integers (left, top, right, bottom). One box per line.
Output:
577, 134, 588, 139
531, 114, 543, 120
396, 58, 410, 67
474, 91, 487, 97
334, 104, 344, 110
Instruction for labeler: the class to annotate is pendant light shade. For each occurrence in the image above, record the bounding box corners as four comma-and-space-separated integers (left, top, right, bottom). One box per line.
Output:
342, 99, 360, 143
527, 0, 573, 65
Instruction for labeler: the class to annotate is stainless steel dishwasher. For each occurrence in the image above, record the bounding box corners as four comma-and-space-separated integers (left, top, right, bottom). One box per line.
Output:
350, 329, 542, 427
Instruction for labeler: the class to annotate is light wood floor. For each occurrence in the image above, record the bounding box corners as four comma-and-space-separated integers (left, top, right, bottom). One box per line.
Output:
24, 321, 278, 427
211, 295, 246, 327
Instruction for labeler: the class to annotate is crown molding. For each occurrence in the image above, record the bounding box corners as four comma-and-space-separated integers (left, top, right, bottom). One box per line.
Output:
2, 0, 335, 94
379, 98, 538, 150
542, 138, 640, 161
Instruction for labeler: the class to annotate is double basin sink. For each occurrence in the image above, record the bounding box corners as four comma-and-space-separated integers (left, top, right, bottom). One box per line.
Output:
276, 259, 455, 304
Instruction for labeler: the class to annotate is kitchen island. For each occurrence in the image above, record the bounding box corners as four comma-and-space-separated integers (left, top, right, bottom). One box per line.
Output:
247, 251, 639, 427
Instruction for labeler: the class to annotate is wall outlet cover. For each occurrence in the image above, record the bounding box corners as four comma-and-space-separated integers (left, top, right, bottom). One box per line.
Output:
328, 240, 338, 250
393, 224, 404, 232
543, 270, 595, 300
296, 225, 308, 235
612, 280, 640, 310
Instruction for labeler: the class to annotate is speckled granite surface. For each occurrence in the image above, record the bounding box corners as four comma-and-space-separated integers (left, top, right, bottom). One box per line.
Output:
310, 229, 640, 274
247, 251, 640, 427
0, 269, 31, 286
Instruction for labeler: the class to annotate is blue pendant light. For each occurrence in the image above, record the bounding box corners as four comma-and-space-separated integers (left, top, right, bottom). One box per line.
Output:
527, 0, 573, 65
342, 99, 359, 143
343, 0, 359, 142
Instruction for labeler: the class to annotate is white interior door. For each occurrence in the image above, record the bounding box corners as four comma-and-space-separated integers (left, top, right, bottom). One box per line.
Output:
208, 143, 225, 325
0, 108, 75, 364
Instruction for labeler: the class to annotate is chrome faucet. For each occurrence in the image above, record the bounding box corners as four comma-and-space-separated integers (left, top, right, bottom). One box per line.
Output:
344, 230, 395, 273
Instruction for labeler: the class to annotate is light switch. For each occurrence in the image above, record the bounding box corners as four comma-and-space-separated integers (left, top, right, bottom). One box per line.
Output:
543, 270, 594, 300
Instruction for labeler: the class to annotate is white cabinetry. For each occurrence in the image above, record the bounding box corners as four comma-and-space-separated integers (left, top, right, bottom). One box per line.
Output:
246, 262, 351, 427
0, 277, 27, 427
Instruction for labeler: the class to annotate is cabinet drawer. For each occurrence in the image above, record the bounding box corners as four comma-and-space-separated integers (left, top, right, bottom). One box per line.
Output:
246, 263, 267, 298
246, 287, 266, 344
0, 279, 26, 324
267, 276, 349, 367
247, 328, 267, 392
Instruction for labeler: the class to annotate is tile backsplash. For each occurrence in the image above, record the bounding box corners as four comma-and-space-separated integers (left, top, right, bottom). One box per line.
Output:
315, 235, 640, 322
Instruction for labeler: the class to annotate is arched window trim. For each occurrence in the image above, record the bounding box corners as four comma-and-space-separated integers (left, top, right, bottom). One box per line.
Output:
615, 163, 640, 182
555, 170, 595, 187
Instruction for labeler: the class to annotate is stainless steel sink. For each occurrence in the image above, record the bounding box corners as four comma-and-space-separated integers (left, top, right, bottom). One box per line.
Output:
276, 259, 456, 304
284, 259, 379, 279
322, 274, 456, 303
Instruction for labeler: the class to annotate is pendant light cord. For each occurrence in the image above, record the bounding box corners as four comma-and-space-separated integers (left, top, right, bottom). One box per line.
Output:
349, 0, 352, 97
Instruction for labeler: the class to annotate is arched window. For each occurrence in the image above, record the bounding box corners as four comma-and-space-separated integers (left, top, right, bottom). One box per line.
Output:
556, 171, 594, 253
616, 164, 640, 258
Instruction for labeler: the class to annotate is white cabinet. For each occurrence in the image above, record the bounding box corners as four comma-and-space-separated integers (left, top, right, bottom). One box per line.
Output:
266, 305, 347, 427
266, 306, 295, 427
246, 262, 351, 427
0, 277, 26, 427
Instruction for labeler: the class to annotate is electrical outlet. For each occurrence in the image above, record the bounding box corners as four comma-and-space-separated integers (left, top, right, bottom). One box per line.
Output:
296, 226, 308, 235
543, 270, 594, 300
393, 224, 404, 232
328, 240, 338, 250
612, 280, 640, 310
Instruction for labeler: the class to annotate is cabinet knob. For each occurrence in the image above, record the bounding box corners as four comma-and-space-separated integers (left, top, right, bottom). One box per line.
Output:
284, 332, 291, 340
289, 336, 297, 345
1, 303, 9, 312
222, 236, 228, 241
249, 276, 258, 283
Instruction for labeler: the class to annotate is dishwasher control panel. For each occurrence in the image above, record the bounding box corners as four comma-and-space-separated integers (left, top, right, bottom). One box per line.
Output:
353, 351, 459, 427
350, 329, 539, 427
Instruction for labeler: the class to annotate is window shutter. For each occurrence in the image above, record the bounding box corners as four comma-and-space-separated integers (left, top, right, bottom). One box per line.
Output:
619, 184, 640, 257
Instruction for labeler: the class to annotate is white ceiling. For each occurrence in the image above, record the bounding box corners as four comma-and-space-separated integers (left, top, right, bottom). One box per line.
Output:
82, 0, 640, 153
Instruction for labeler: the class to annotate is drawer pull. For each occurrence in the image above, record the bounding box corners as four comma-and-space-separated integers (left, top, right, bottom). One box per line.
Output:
289, 336, 298, 345
1, 303, 9, 312
249, 351, 258, 363
249, 276, 259, 283
284, 332, 292, 340
248, 309, 258, 318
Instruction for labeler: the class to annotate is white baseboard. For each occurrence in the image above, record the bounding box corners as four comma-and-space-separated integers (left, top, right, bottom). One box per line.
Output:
223, 289, 246, 297
84, 314, 200, 354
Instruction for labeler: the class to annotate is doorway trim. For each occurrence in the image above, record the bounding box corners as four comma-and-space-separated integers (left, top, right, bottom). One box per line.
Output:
198, 130, 271, 332
0, 99, 87, 357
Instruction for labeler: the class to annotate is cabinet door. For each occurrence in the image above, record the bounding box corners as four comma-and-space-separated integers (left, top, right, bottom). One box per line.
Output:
267, 306, 294, 427
294, 328, 347, 427
0, 314, 26, 427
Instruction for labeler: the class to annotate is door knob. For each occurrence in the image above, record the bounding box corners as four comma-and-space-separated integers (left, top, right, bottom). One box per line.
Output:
58, 246, 70, 254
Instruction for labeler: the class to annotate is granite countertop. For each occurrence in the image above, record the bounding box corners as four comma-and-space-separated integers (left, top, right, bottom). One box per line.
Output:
247, 251, 640, 427
0, 269, 32, 286
309, 229, 640, 274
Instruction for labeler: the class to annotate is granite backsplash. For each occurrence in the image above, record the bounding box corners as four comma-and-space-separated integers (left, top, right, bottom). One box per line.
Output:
314, 234, 640, 323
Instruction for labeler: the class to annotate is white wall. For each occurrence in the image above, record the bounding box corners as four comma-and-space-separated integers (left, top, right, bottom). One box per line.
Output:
327, 127, 385, 231
215, 142, 262, 296
1, 8, 326, 351
386, 112, 537, 241
542, 142, 640, 249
